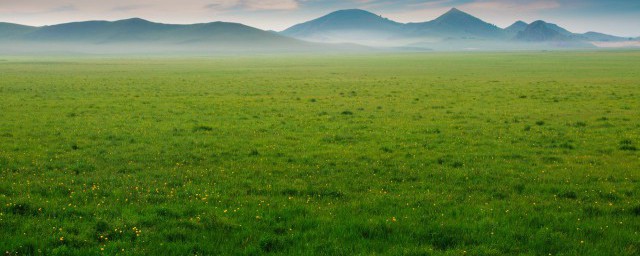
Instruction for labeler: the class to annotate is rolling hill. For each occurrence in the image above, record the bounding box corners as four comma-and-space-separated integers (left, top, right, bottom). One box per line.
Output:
0, 18, 344, 54
405, 8, 504, 38
516, 20, 571, 42
0, 22, 37, 39
281, 9, 405, 46
578, 32, 630, 42
23, 18, 308, 46
504, 21, 528, 36
282, 9, 403, 37
514, 20, 630, 47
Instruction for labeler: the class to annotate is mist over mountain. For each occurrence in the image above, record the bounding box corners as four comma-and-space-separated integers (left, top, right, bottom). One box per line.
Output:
405, 8, 504, 38
24, 18, 297, 45
0, 22, 37, 39
505, 21, 528, 36
282, 8, 638, 51
579, 32, 630, 42
281, 9, 406, 47
282, 9, 403, 37
1, 7, 638, 54
280, 8, 508, 47
0, 18, 360, 54
512, 20, 594, 48
516, 21, 571, 42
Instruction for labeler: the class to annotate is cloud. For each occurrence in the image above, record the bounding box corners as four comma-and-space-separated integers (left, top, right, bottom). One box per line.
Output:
204, 0, 243, 10
244, 0, 298, 10
0, 0, 299, 15
205, 0, 299, 11
460, 0, 561, 12
49, 4, 76, 13
111, 5, 150, 12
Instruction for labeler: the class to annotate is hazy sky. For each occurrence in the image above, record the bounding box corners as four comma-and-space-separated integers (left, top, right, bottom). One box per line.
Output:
1, 0, 638, 36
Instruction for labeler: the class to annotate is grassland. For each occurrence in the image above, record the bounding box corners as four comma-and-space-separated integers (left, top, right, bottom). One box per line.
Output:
1, 51, 639, 255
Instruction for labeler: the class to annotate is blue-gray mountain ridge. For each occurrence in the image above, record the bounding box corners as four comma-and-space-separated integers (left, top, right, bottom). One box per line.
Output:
282, 8, 634, 48
0, 8, 636, 53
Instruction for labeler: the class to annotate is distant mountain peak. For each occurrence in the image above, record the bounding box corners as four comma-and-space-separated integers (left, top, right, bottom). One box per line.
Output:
320, 9, 394, 21
112, 18, 155, 26
505, 20, 529, 33
122, 18, 147, 21
516, 20, 566, 42
436, 8, 474, 20
281, 8, 402, 39
302, 8, 394, 22
432, 7, 490, 27
530, 20, 547, 26
331, 9, 375, 15
512, 21, 528, 26
409, 7, 503, 38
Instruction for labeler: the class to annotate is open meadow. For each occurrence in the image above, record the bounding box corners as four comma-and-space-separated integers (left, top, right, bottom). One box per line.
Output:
1, 51, 639, 255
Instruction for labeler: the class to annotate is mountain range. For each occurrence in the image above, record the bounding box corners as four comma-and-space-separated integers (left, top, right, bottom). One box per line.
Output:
1, 8, 638, 54
0, 19, 329, 54
282, 8, 635, 50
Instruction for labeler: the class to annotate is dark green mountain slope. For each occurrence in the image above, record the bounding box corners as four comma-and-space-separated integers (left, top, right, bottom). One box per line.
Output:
405, 8, 504, 38
505, 21, 528, 36
578, 32, 630, 42
0, 18, 331, 53
21, 18, 301, 46
0, 22, 37, 39
281, 9, 403, 38
280, 8, 633, 49
516, 21, 574, 41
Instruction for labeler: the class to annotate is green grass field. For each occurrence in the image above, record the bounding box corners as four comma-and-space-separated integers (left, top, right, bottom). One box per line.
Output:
1, 52, 639, 255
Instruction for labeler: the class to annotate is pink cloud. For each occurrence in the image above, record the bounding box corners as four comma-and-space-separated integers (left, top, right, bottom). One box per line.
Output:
461, 0, 561, 12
